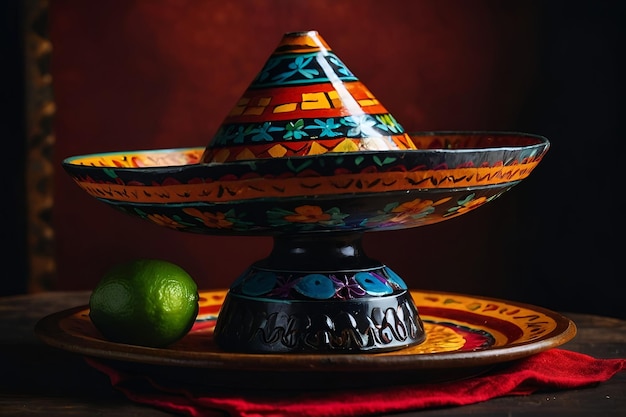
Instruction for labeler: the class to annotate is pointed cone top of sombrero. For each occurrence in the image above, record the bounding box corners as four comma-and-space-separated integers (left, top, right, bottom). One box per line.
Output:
202, 30, 416, 163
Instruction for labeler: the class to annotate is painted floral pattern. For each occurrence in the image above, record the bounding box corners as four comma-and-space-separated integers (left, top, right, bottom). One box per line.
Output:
255, 51, 356, 87
234, 266, 407, 300
444, 192, 506, 218
112, 190, 508, 235
213, 114, 405, 147
363, 197, 449, 228
182, 208, 254, 231
267, 205, 348, 230
145, 213, 187, 230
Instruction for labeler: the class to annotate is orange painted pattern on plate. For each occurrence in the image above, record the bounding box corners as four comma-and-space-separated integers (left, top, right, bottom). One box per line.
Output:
71, 162, 540, 204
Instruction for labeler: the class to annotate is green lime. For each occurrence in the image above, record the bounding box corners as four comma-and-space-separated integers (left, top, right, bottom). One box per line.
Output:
89, 259, 199, 347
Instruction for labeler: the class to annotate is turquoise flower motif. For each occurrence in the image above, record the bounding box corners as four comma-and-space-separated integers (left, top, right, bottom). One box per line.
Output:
283, 119, 308, 140
328, 56, 352, 77
307, 118, 342, 137
256, 57, 281, 83
213, 125, 255, 146
375, 114, 404, 134
231, 125, 255, 144
273, 55, 319, 82
342, 114, 378, 137
251, 122, 283, 142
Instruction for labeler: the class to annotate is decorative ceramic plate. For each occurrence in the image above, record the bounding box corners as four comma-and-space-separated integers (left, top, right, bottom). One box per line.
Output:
35, 289, 576, 388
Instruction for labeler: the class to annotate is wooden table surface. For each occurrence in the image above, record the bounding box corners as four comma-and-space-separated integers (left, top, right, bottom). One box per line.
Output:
1, 291, 625, 416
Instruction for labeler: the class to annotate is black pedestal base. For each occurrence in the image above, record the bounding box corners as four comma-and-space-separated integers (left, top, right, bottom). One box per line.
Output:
213, 233, 426, 353
214, 290, 425, 353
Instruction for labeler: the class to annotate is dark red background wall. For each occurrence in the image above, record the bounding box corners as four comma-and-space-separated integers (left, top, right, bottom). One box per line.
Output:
47, 0, 624, 319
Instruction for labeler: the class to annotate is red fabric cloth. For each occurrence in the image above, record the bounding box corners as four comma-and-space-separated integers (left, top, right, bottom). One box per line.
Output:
86, 349, 625, 417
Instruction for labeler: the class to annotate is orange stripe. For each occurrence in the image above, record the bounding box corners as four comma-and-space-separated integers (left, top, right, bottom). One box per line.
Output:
73, 162, 540, 204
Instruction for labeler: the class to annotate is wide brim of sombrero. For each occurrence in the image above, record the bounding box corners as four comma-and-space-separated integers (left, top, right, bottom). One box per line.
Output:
61, 132, 548, 236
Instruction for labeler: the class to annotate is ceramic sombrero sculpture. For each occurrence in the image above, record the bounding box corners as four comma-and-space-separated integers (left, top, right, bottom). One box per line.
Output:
63, 31, 550, 354
202, 30, 417, 163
